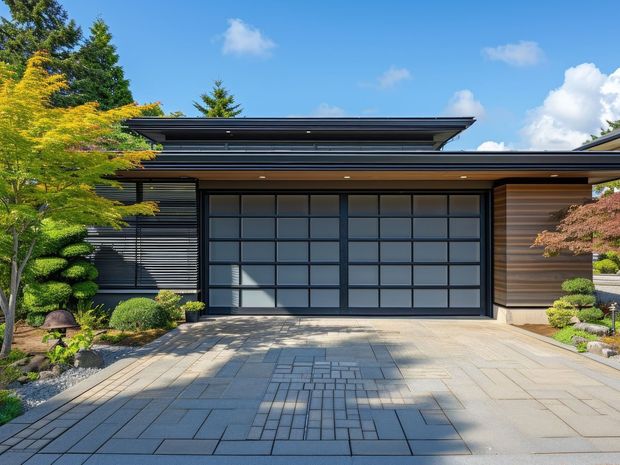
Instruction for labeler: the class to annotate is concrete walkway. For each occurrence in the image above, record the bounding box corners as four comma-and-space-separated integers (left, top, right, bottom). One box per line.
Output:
1, 317, 620, 464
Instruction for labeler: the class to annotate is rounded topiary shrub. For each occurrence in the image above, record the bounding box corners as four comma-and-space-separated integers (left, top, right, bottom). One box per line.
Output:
561, 277, 595, 295
577, 307, 604, 324
559, 294, 596, 310
600, 251, 620, 268
72, 281, 99, 300
23, 281, 72, 309
29, 257, 68, 279
61, 261, 99, 281
546, 301, 576, 328
593, 258, 619, 275
59, 242, 94, 258
109, 298, 169, 331
38, 222, 88, 256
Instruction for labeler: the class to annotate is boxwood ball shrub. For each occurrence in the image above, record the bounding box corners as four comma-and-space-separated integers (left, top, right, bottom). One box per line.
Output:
546, 300, 576, 328
599, 251, 620, 268
180, 301, 205, 313
109, 298, 169, 331
561, 277, 595, 295
593, 258, 619, 275
577, 307, 604, 323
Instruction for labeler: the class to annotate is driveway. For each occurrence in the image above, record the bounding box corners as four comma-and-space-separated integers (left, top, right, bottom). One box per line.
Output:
1, 317, 620, 464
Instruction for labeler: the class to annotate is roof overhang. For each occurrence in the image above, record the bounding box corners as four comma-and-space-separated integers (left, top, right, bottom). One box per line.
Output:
576, 128, 620, 151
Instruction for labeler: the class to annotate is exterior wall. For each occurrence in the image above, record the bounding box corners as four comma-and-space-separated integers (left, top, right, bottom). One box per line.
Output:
493, 183, 592, 309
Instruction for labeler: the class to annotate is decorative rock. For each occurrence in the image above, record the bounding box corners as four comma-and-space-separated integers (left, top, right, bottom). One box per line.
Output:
573, 323, 610, 337
74, 349, 104, 369
52, 364, 64, 376
17, 375, 29, 384
571, 335, 590, 345
38, 370, 56, 380
602, 348, 619, 358
586, 341, 613, 356
21, 355, 50, 373
10, 357, 29, 367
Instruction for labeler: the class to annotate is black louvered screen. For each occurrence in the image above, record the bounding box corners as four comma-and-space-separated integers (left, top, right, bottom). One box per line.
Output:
88, 182, 198, 289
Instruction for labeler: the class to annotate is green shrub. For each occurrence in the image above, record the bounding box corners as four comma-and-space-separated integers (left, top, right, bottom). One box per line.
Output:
61, 261, 98, 281
0, 349, 27, 367
561, 277, 595, 295
44, 329, 94, 365
71, 281, 98, 300
38, 221, 87, 256
29, 257, 68, 279
0, 390, 23, 425
26, 313, 46, 327
577, 307, 604, 323
593, 258, 619, 274
600, 251, 620, 267
59, 242, 94, 258
154, 290, 182, 320
559, 294, 596, 309
74, 301, 109, 329
0, 365, 22, 388
546, 300, 576, 328
23, 281, 72, 309
180, 301, 205, 313
552, 326, 598, 351
109, 298, 169, 331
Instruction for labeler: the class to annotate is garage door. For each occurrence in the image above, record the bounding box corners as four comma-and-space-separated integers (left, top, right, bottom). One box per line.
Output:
205, 193, 486, 315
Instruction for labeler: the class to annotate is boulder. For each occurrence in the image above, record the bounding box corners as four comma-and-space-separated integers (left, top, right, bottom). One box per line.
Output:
571, 335, 590, 345
17, 375, 29, 384
10, 357, 29, 367
52, 364, 64, 376
74, 349, 104, 369
38, 370, 56, 380
573, 323, 610, 337
602, 348, 619, 358
21, 355, 50, 373
587, 341, 613, 356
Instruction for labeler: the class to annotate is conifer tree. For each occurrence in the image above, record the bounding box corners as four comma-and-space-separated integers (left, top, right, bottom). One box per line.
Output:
193, 80, 242, 117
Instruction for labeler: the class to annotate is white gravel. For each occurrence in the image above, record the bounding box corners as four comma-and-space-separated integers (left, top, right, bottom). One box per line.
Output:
14, 344, 136, 410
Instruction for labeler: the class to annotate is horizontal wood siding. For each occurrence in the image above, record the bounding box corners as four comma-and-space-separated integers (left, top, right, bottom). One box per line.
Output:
493, 184, 592, 307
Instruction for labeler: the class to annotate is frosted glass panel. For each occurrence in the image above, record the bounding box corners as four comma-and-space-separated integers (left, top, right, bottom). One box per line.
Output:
349, 289, 378, 307
381, 289, 412, 308
311, 195, 339, 216
277, 242, 308, 262
241, 195, 274, 216
349, 195, 378, 215
450, 289, 480, 307
450, 195, 480, 215
380, 265, 411, 285
277, 265, 308, 285
278, 195, 308, 216
414, 289, 448, 307
413, 266, 447, 285
450, 265, 480, 285
277, 289, 308, 308
242, 218, 274, 238
209, 289, 239, 307
450, 242, 480, 262
242, 242, 274, 262
310, 242, 339, 262
311, 289, 339, 308
210, 218, 239, 238
209, 265, 239, 285
242, 289, 275, 307
414, 195, 447, 215
209, 242, 238, 262
380, 218, 411, 238
349, 242, 378, 262
380, 242, 411, 262
349, 218, 378, 238
277, 218, 308, 238
209, 195, 239, 215
241, 265, 274, 285
311, 218, 339, 238
349, 265, 378, 285
450, 218, 480, 238
310, 265, 339, 285
380, 195, 411, 216
413, 218, 447, 238
413, 242, 447, 262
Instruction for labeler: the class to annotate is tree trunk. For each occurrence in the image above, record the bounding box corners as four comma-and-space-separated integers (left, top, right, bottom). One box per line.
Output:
0, 297, 15, 358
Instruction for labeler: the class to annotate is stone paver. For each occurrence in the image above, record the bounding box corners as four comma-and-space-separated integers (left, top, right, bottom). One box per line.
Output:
1, 317, 620, 463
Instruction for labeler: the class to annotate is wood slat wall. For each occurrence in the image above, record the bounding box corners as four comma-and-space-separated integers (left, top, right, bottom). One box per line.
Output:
493, 184, 592, 307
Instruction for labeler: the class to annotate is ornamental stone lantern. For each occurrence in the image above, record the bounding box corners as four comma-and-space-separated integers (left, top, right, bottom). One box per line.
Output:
41, 310, 80, 348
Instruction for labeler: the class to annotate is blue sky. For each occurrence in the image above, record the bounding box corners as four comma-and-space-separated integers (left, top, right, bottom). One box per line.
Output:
2, 0, 619, 150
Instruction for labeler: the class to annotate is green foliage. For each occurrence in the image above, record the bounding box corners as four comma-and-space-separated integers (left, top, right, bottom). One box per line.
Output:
577, 307, 604, 323
552, 326, 597, 352
546, 300, 576, 328
0, 349, 27, 366
26, 313, 46, 327
98, 332, 126, 344
37, 221, 87, 256
28, 257, 68, 279
74, 301, 109, 329
61, 261, 98, 281
593, 258, 619, 274
0, 323, 4, 345
44, 328, 94, 365
559, 294, 596, 310
154, 290, 182, 320
193, 80, 242, 117
561, 278, 595, 295
109, 298, 170, 331
180, 301, 205, 313
601, 318, 620, 331
26, 371, 39, 382
23, 281, 72, 310
0, 390, 23, 425
59, 242, 93, 258
600, 252, 620, 267
71, 281, 98, 301
0, 365, 21, 387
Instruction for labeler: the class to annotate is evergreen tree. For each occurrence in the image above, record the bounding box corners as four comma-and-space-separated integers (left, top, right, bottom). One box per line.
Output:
193, 80, 242, 117
64, 18, 133, 109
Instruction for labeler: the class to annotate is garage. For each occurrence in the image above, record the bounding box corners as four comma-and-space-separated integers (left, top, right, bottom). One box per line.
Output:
205, 192, 487, 315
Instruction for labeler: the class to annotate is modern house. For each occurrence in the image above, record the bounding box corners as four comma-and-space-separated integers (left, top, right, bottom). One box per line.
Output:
88, 117, 620, 323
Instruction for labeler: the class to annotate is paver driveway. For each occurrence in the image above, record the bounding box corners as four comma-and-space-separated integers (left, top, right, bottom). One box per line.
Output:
1, 317, 620, 465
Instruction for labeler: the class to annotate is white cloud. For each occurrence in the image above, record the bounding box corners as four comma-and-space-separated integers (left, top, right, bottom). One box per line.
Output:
377, 66, 411, 89
483, 41, 544, 67
445, 90, 485, 119
312, 103, 346, 117
222, 18, 275, 56
476, 141, 510, 151
522, 64, 620, 150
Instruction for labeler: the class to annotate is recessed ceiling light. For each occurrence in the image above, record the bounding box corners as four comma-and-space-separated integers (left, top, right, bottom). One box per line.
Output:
306, 130, 311, 134
550, 174, 559, 177
225, 130, 231, 134
258, 175, 266, 179
343, 176, 351, 179
459, 175, 468, 179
